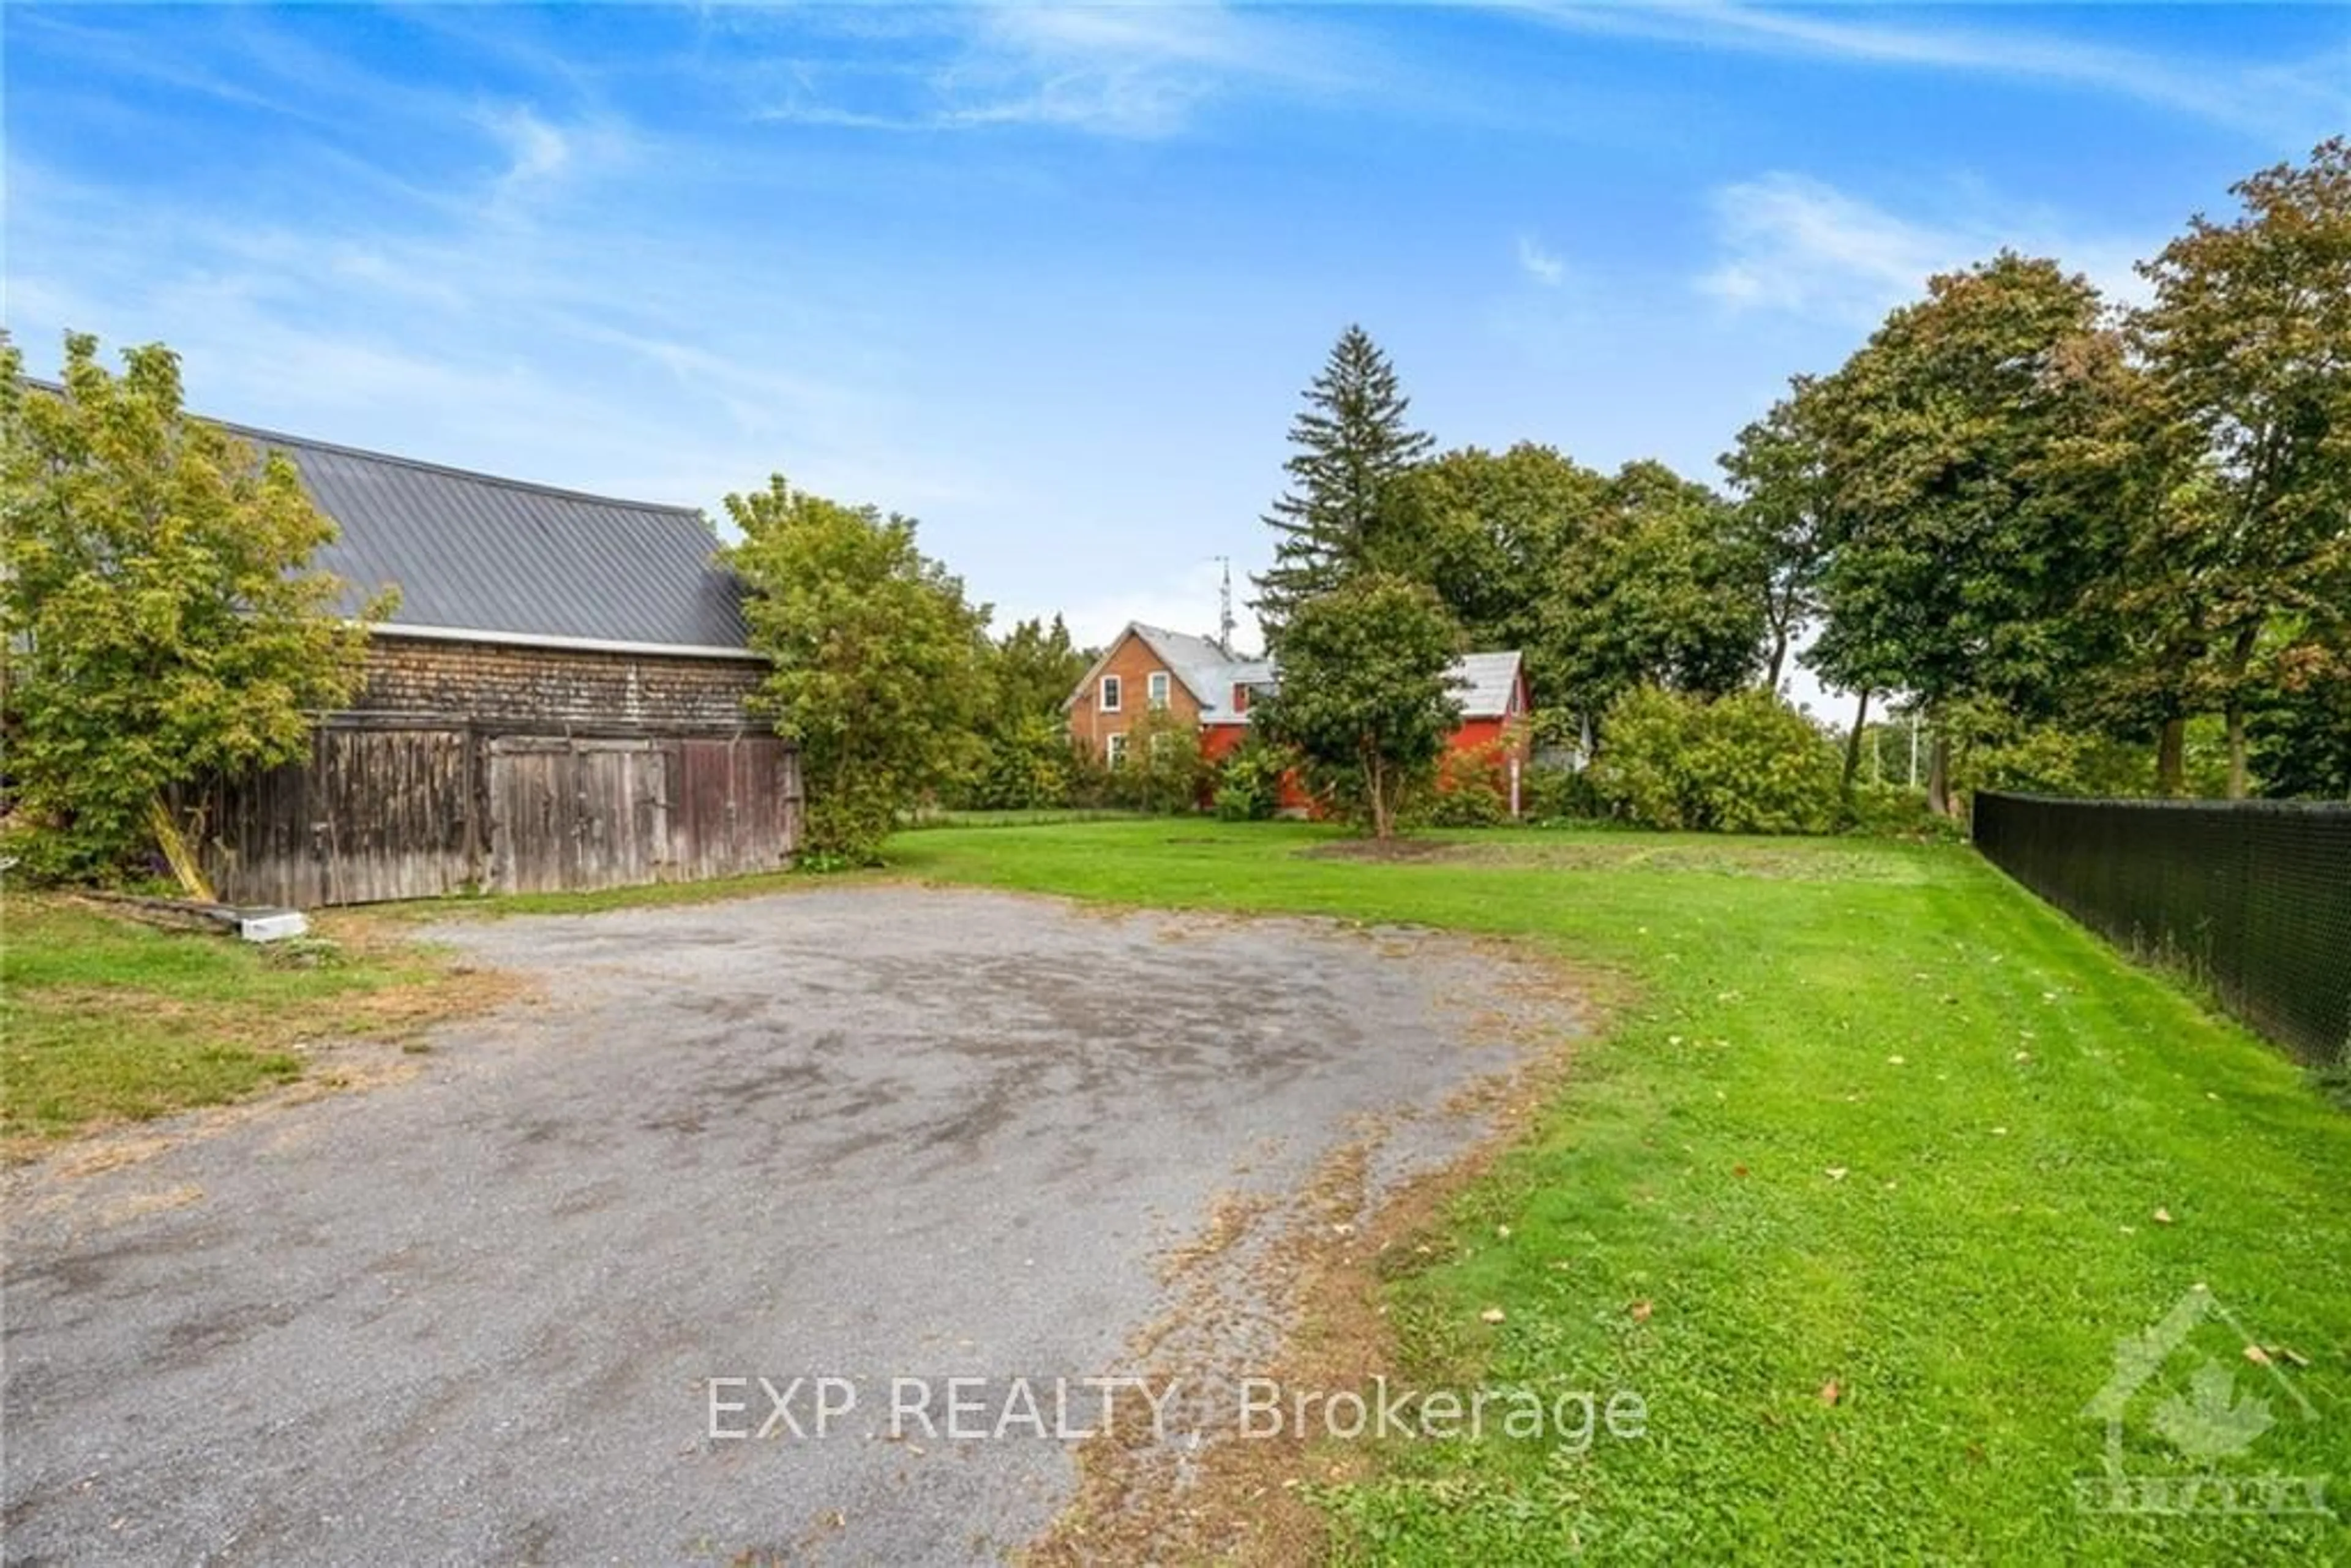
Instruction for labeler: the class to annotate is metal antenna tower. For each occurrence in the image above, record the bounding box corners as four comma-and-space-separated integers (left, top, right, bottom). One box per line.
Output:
1214, 556, 1235, 655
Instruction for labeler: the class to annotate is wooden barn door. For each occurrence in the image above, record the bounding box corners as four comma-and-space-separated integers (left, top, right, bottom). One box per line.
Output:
672, 737, 801, 879
187, 726, 475, 907
487, 737, 672, 894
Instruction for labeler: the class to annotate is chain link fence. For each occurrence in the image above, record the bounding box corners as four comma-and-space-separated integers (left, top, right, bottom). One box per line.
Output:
1973, 792, 2351, 1068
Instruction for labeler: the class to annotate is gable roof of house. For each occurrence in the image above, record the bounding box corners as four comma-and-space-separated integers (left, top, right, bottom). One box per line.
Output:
1068, 621, 1523, 726
1453, 650, 1525, 719
228, 419, 751, 655
1129, 624, 1273, 721
1063, 622, 1267, 723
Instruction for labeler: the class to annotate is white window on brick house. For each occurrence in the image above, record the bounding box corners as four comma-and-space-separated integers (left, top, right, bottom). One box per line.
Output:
1106, 732, 1128, 768
1147, 670, 1171, 708
1100, 675, 1122, 712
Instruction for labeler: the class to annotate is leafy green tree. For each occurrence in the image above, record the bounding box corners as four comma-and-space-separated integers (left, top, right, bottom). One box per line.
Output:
2251, 632, 2351, 799
989, 614, 1090, 721
1540, 460, 1765, 728
1382, 442, 1610, 693
1250, 574, 1462, 839
1720, 383, 1831, 695
1, 332, 384, 885
961, 614, 1092, 809
2130, 137, 2351, 796
723, 475, 991, 863
1251, 325, 1434, 645
1803, 253, 2130, 815
1940, 697, 2187, 801
2079, 441, 2235, 795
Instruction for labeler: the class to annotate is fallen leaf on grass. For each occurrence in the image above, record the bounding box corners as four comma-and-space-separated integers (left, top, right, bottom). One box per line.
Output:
1819, 1379, 1842, 1406
1886, 1054, 1907, 1066
1480, 1307, 1507, 1324
1824, 1168, 1849, 1181
1630, 1300, 1654, 1322
2153, 1207, 2173, 1225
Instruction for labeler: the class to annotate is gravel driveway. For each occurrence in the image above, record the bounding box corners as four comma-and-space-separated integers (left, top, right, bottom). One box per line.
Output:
3, 885, 1576, 1565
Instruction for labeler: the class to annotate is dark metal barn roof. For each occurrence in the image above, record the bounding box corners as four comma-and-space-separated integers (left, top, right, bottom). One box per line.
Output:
223, 419, 751, 653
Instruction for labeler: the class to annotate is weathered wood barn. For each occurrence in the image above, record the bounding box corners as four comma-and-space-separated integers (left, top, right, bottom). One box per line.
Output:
185, 424, 799, 906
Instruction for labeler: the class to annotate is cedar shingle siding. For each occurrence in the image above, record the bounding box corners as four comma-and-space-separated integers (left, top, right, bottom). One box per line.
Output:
358, 637, 765, 730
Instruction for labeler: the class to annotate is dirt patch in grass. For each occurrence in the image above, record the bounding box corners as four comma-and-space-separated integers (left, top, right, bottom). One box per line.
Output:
1303, 836, 1925, 882
1294, 838, 1454, 863
1024, 936, 1597, 1566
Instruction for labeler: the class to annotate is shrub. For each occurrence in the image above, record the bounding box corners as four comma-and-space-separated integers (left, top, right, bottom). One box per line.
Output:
1522, 764, 1605, 823
962, 715, 1082, 810
1109, 706, 1209, 815
1419, 741, 1511, 827
1591, 687, 1841, 833
1842, 783, 1957, 841
1212, 738, 1289, 822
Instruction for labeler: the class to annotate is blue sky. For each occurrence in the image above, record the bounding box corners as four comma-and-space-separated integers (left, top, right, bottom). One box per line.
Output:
7, 4, 2346, 672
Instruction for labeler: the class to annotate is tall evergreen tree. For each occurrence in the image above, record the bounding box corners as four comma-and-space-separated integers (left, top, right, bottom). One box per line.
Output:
1250, 325, 1433, 645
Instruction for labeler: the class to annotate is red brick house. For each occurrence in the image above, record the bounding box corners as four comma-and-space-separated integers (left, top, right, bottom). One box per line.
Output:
1063, 623, 1531, 809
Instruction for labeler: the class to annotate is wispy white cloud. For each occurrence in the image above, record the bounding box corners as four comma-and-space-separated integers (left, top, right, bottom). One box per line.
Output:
478, 104, 572, 186
1515, 234, 1566, 287
752, 2, 1365, 138
1697, 171, 2156, 323
471, 103, 643, 209
1699, 174, 1948, 318
1517, 1, 2345, 139
3, 143, 949, 517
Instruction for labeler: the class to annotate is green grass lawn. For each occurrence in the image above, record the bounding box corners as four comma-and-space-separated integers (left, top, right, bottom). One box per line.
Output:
889, 819, 2351, 1564
0, 898, 489, 1144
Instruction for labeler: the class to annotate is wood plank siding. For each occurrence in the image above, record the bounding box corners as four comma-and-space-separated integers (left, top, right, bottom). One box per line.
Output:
180, 638, 802, 907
